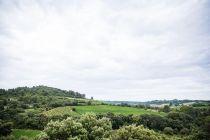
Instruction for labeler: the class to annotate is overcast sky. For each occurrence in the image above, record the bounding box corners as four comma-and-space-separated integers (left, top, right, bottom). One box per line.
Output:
0, 0, 210, 101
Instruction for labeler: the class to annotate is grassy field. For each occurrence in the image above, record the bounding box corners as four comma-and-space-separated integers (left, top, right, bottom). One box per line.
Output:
43, 105, 166, 116
66, 97, 102, 105
11, 129, 41, 139
74, 105, 166, 116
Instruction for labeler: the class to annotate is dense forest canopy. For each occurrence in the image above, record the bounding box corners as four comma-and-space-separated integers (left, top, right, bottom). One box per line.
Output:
0, 86, 85, 98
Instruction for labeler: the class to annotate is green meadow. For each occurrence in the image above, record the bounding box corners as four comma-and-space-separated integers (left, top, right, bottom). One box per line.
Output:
43, 105, 166, 117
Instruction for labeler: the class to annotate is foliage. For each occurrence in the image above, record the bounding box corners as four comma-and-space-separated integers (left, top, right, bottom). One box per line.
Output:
0, 120, 13, 136
0, 86, 210, 140
163, 127, 174, 135
111, 125, 177, 140
42, 106, 78, 117
102, 113, 133, 129
180, 128, 190, 135
79, 113, 112, 139
19, 136, 29, 140
0, 86, 85, 99
41, 113, 112, 140
44, 117, 86, 140
0, 135, 15, 140
137, 114, 168, 131
162, 105, 170, 113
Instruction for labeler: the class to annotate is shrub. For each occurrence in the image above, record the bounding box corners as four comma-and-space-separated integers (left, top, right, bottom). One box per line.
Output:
19, 136, 29, 140
163, 127, 174, 135
0, 121, 13, 136
180, 128, 190, 135
72, 108, 76, 112
34, 132, 49, 140
79, 113, 112, 139
111, 125, 170, 140
0, 135, 15, 140
44, 117, 86, 140
41, 113, 112, 140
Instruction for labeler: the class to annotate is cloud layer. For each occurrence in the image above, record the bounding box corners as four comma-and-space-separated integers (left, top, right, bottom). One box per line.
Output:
0, 0, 210, 101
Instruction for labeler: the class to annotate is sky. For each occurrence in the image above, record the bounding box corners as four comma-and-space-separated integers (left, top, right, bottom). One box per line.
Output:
0, 0, 210, 101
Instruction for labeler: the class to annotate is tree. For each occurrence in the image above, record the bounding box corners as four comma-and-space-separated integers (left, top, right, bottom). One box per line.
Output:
162, 105, 170, 113
138, 114, 168, 131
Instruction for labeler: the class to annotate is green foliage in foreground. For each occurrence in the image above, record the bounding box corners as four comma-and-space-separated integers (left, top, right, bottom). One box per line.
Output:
37, 113, 112, 140
1, 86, 210, 140
11, 129, 41, 140
111, 125, 182, 140
75, 105, 165, 116
36, 113, 183, 140
0, 121, 13, 137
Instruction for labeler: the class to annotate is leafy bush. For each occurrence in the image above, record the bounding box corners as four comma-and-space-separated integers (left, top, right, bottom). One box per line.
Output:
34, 132, 49, 140
0, 135, 15, 140
163, 127, 174, 135
180, 128, 190, 135
0, 121, 13, 136
138, 114, 168, 131
19, 136, 29, 140
79, 113, 112, 139
111, 125, 170, 140
44, 117, 86, 140
41, 113, 112, 140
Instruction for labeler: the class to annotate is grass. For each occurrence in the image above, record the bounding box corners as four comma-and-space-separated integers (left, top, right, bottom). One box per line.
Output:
66, 97, 102, 105
43, 106, 78, 117
74, 105, 166, 116
11, 129, 41, 139
43, 105, 166, 116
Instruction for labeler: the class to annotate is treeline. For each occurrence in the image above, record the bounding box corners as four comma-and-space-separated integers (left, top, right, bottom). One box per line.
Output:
106, 99, 210, 107
0, 86, 85, 98
0, 94, 94, 130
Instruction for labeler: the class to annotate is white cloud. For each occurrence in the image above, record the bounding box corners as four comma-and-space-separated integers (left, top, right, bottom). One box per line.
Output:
0, 0, 210, 101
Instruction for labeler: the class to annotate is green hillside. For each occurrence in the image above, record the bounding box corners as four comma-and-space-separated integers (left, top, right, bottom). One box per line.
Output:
0, 85, 85, 98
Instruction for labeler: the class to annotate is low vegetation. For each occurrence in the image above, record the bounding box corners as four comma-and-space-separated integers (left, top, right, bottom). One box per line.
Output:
74, 105, 166, 116
43, 105, 166, 117
11, 129, 41, 140
0, 86, 209, 140
43, 106, 78, 117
